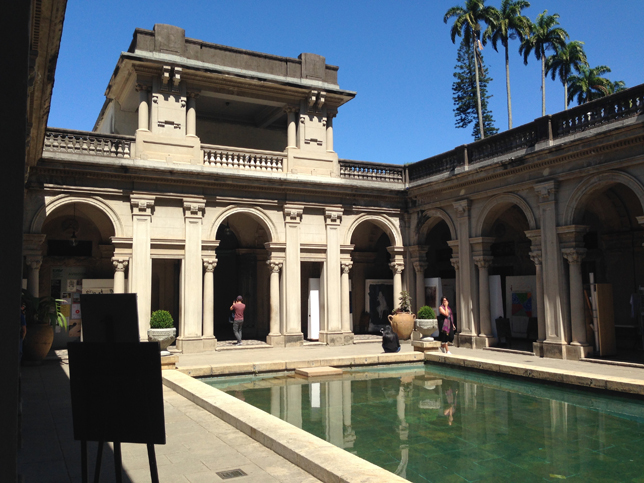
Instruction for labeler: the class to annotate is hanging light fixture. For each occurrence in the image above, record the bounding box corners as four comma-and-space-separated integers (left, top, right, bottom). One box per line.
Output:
223, 220, 232, 237
70, 204, 78, 247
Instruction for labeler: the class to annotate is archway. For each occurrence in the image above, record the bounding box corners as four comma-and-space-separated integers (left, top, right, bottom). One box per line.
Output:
421, 218, 455, 317
36, 200, 118, 348
349, 220, 395, 334
212, 210, 271, 343
572, 182, 644, 361
479, 202, 536, 350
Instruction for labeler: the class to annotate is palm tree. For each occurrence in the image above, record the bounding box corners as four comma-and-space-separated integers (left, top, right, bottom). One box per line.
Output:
445, 0, 497, 139
519, 10, 569, 116
567, 65, 614, 105
545, 40, 588, 110
482, 0, 531, 130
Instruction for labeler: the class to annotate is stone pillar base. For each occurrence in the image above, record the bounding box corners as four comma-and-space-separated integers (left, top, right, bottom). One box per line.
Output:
412, 340, 441, 352
319, 331, 344, 346
564, 344, 593, 360
284, 333, 304, 347
343, 332, 355, 345
542, 341, 567, 359
455, 333, 477, 348
533, 341, 544, 357
202, 336, 217, 352
266, 334, 285, 346
176, 337, 204, 353
474, 336, 497, 348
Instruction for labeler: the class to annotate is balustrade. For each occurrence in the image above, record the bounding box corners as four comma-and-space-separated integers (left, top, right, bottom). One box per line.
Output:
339, 160, 404, 183
44, 129, 133, 157
202, 145, 284, 172
408, 150, 461, 182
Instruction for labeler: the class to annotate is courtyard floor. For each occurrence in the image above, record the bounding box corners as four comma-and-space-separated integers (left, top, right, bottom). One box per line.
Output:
17, 339, 644, 482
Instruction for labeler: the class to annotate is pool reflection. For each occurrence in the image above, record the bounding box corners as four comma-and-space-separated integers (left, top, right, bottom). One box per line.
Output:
207, 366, 644, 482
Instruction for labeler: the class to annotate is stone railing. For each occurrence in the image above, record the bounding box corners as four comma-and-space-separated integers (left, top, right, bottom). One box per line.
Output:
408, 148, 463, 182
551, 84, 644, 138
339, 159, 405, 183
408, 83, 644, 182
202, 144, 285, 172
43, 128, 134, 157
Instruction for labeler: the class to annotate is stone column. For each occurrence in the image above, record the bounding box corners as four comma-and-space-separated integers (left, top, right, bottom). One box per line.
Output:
529, 251, 545, 341
413, 261, 428, 310
177, 199, 205, 353
341, 262, 353, 339
326, 109, 337, 153
342, 379, 356, 448
454, 200, 476, 344
390, 261, 404, 306
186, 92, 199, 137
135, 83, 150, 132
112, 258, 129, 294
25, 256, 42, 298
285, 106, 297, 148
130, 195, 155, 338
202, 258, 217, 350
450, 257, 460, 337
321, 208, 344, 345
562, 248, 588, 347
473, 256, 494, 338
283, 205, 304, 346
535, 182, 568, 357
267, 260, 283, 344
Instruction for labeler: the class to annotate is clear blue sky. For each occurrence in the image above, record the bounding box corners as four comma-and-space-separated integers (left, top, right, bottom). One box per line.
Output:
49, 0, 643, 165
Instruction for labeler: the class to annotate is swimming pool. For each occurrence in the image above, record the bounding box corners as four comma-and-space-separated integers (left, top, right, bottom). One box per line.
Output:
204, 364, 644, 482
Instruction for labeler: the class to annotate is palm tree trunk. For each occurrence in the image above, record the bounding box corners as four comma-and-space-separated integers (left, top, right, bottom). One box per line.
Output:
473, 37, 485, 139
564, 80, 568, 110
541, 55, 546, 116
505, 43, 512, 130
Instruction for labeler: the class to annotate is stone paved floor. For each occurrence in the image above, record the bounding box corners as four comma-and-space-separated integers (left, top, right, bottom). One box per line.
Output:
18, 340, 644, 482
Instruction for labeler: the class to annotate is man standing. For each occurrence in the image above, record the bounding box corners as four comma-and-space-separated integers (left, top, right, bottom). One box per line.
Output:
230, 296, 246, 346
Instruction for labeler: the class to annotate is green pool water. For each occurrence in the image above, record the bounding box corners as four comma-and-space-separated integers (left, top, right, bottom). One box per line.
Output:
203, 364, 644, 482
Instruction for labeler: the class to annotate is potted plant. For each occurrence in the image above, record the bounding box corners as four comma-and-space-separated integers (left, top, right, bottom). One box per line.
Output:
415, 305, 438, 340
21, 290, 68, 362
148, 310, 176, 354
388, 290, 415, 340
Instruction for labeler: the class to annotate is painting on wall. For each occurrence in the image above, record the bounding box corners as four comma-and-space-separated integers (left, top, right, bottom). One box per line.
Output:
425, 285, 438, 309
511, 292, 533, 318
365, 280, 394, 332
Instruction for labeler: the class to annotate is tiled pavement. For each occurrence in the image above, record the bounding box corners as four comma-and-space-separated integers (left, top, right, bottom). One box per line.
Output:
18, 340, 644, 482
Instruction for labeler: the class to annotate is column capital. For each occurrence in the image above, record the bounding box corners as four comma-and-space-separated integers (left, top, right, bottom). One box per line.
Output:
284, 205, 303, 223
283, 105, 298, 114
267, 260, 283, 273
535, 180, 557, 203
187, 90, 201, 99
135, 83, 151, 92
341, 261, 353, 274
25, 255, 42, 270
324, 207, 343, 225
203, 258, 217, 272
557, 225, 589, 249
408, 245, 429, 260
183, 199, 205, 218
453, 199, 471, 217
112, 258, 129, 272
450, 257, 460, 270
473, 256, 494, 269
470, 237, 495, 257
23, 233, 46, 253
412, 260, 427, 273
529, 250, 542, 266
389, 261, 404, 275
326, 108, 338, 119
130, 195, 155, 215
562, 248, 587, 265
524, 229, 542, 250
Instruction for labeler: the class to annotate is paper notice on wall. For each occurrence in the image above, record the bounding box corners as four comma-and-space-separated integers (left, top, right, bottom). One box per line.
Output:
61, 298, 72, 318
67, 279, 78, 292
71, 304, 81, 320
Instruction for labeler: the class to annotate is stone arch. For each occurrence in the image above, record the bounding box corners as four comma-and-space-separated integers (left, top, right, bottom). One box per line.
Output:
564, 171, 644, 225
417, 208, 457, 242
209, 205, 278, 242
475, 193, 537, 237
344, 214, 403, 247
30, 194, 123, 237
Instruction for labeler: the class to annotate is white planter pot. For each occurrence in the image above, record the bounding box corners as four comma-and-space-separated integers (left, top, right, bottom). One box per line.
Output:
147, 327, 176, 352
415, 319, 438, 340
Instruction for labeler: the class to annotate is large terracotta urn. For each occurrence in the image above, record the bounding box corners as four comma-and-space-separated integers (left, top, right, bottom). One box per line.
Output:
22, 324, 54, 362
388, 312, 416, 340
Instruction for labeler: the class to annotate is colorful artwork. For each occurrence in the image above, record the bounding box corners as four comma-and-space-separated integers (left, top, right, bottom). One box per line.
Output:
511, 292, 532, 317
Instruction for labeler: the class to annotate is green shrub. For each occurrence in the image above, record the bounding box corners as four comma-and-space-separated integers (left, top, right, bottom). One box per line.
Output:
150, 310, 174, 329
417, 306, 436, 319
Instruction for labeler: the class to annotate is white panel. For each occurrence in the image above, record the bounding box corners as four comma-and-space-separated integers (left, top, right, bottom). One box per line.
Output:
308, 278, 320, 340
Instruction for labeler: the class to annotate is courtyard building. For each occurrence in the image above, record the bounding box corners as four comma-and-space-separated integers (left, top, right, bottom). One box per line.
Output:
23, 24, 644, 361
